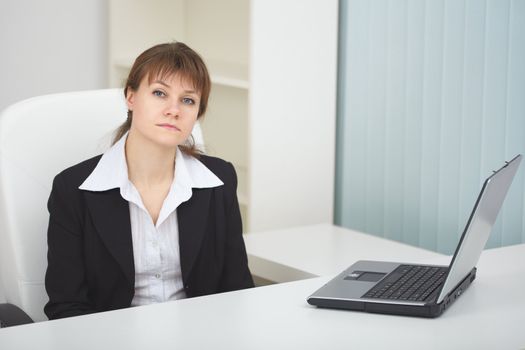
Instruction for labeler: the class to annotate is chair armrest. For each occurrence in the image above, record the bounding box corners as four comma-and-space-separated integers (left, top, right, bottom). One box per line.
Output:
0, 303, 34, 327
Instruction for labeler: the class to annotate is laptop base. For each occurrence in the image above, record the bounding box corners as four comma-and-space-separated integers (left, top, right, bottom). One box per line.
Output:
307, 267, 476, 318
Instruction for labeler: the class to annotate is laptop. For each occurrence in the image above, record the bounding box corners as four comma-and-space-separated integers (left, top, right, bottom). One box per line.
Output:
307, 154, 522, 318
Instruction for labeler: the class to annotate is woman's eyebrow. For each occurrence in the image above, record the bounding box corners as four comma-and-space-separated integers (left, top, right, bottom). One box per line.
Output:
152, 80, 170, 87
151, 80, 198, 95
183, 89, 198, 95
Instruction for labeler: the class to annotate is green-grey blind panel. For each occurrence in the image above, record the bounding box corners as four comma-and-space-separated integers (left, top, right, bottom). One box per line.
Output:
335, 0, 525, 254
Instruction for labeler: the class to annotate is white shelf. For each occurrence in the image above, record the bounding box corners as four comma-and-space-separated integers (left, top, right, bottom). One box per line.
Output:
112, 57, 249, 90
207, 60, 249, 89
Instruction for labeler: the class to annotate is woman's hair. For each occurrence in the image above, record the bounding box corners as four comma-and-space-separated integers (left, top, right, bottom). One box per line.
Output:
113, 42, 211, 157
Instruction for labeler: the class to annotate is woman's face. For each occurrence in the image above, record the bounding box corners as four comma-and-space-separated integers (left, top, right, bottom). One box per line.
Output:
125, 73, 201, 149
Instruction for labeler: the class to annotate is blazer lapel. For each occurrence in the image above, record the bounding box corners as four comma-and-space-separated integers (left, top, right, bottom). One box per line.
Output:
85, 189, 134, 285
177, 188, 212, 282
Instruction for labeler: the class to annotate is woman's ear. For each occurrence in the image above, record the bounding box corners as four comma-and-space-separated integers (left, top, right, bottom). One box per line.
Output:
126, 90, 135, 112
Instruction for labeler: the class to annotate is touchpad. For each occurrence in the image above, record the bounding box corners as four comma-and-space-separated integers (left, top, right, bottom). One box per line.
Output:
344, 271, 386, 282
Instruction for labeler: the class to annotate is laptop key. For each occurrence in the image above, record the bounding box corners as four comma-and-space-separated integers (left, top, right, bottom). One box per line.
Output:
363, 265, 449, 302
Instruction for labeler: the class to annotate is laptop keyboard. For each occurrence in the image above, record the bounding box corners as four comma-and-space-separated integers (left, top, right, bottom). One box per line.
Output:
362, 265, 448, 302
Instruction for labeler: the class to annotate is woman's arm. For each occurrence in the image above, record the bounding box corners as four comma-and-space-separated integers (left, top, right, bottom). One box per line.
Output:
218, 162, 255, 292
44, 173, 95, 319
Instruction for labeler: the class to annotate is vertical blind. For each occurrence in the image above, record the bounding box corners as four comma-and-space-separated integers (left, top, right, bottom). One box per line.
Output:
335, 0, 525, 254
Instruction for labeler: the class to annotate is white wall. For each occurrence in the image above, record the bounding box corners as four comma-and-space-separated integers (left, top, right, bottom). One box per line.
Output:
0, 0, 108, 112
249, 0, 339, 231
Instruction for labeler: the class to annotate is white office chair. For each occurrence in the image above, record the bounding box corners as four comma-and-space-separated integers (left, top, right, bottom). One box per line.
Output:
0, 89, 204, 326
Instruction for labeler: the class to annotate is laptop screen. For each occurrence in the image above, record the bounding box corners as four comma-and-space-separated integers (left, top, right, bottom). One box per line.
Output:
437, 155, 522, 303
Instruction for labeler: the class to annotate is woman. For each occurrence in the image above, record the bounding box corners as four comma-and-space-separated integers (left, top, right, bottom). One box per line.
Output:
44, 42, 254, 320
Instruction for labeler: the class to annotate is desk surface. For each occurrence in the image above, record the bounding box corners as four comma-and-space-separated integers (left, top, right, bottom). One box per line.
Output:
1, 243, 523, 349
244, 224, 446, 282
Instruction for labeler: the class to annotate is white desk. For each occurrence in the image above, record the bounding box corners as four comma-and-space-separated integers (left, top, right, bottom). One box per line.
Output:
244, 224, 446, 282
0, 243, 523, 349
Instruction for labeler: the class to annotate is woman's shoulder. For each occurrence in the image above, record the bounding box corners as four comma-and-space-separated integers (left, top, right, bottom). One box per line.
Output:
197, 154, 237, 183
198, 154, 231, 169
53, 155, 103, 187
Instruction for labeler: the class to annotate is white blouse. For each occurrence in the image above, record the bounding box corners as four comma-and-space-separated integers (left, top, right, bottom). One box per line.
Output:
79, 134, 223, 306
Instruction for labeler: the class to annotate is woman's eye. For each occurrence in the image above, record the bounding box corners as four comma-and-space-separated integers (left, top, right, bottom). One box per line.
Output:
182, 97, 195, 105
153, 90, 166, 97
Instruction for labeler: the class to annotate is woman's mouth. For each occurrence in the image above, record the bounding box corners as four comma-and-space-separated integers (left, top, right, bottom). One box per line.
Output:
157, 123, 181, 132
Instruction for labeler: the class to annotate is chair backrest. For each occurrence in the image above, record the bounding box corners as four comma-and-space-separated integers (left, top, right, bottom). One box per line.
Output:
0, 89, 204, 321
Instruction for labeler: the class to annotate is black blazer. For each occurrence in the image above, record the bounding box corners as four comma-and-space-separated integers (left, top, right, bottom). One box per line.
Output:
44, 154, 254, 320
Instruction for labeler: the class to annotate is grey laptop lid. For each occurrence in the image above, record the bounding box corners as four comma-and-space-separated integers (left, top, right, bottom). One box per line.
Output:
437, 154, 522, 303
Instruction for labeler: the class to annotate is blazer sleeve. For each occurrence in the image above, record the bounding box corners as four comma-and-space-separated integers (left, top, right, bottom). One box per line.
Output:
44, 173, 96, 319
218, 162, 255, 292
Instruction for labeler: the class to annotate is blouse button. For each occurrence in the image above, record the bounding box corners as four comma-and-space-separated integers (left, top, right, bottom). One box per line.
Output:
155, 273, 161, 279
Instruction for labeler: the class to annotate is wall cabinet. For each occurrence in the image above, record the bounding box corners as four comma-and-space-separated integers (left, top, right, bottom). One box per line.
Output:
109, 0, 338, 232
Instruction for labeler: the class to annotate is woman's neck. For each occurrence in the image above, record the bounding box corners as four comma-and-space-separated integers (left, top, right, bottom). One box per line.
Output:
125, 130, 176, 188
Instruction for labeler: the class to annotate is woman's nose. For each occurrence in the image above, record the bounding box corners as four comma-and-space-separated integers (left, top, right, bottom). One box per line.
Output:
164, 99, 180, 118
